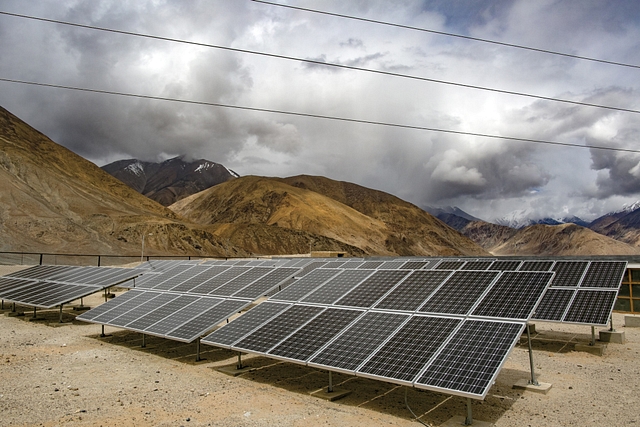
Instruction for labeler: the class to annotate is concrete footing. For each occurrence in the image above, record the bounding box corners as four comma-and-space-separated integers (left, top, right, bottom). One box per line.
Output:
599, 330, 625, 344
72, 306, 91, 311
625, 315, 640, 327
574, 343, 606, 356
440, 415, 494, 426
522, 323, 536, 335
6, 311, 25, 317
216, 365, 255, 377
512, 379, 553, 394
310, 387, 351, 401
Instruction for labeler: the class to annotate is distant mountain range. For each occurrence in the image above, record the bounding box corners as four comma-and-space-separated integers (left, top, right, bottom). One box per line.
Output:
102, 157, 239, 206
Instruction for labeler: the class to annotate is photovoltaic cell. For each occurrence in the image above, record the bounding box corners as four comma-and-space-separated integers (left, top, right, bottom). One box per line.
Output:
415, 320, 523, 398
532, 289, 575, 321
106, 293, 180, 327
151, 265, 211, 291
334, 270, 410, 308
232, 267, 300, 299
90, 291, 164, 324
489, 260, 522, 271
378, 261, 404, 269
268, 308, 363, 362
308, 311, 409, 372
170, 266, 230, 293
76, 290, 146, 321
374, 270, 453, 312
357, 261, 384, 269
550, 261, 589, 287
209, 267, 273, 296
143, 297, 222, 336
358, 316, 461, 383
580, 261, 627, 288
166, 298, 251, 342
563, 289, 618, 325
435, 260, 465, 270
518, 260, 554, 272
419, 270, 499, 315
460, 260, 495, 271
400, 261, 430, 270
270, 269, 341, 302
202, 301, 291, 348
126, 295, 200, 332
471, 271, 553, 320
189, 266, 251, 295
300, 269, 374, 305
233, 305, 325, 354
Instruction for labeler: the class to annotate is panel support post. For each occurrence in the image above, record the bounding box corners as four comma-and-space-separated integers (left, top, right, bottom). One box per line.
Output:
195, 338, 201, 362
464, 398, 473, 426
328, 371, 334, 393
33, 306, 37, 319
237, 352, 244, 369
141, 333, 146, 348
59, 304, 63, 323
590, 326, 596, 346
526, 323, 539, 386
609, 315, 615, 332
2, 299, 4, 310
80, 297, 84, 308
12, 302, 16, 312
101, 325, 106, 337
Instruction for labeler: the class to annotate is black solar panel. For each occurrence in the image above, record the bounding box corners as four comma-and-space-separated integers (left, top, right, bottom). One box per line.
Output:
489, 260, 522, 271
460, 260, 495, 271
232, 267, 299, 299
378, 261, 405, 269
435, 260, 465, 270
202, 301, 291, 348
415, 320, 523, 398
189, 266, 251, 295
357, 261, 384, 270
532, 288, 575, 321
166, 299, 251, 342
268, 308, 363, 362
106, 293, 180, 327
170, 266, 230, 293
143, 297, 223, 336
358, 316, 461, 383
550, 261, 589, 287
518, 260, 554, 271
471, 271, 553, 320
562, 289, 618, 325
300, 269, 374, 305
580, 261, 627, 288
90, 291, 164, 324
270, 269, 341, 302
151, 265, 211, 291
418, 270, 499, 315
233, 305, 324, 354
77, 289, 146, 321
374, 270, 453, 311
209, 267, 273, 297
399, 261, 430, 270
126, 295, 200, 332
308, 311, 409, 372
334, 270, 411, 308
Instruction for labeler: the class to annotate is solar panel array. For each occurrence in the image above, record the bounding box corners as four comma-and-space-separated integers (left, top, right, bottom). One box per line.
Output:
0, 265, 143, 309
203, 266, 554, 399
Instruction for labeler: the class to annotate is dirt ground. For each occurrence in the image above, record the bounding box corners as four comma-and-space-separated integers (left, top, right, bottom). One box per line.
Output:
1, 265, 639, 427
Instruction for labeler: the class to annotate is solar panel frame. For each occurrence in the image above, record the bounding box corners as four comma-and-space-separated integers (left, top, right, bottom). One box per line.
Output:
232, 267, 301, 299
418, 270, 500, 315
562, 289, 619, 325
143, 297, 223, 336
269, 269, 341, 302
531, 288, 576, 322
373, 270, 454, 312
550, 261, 589, 287
580, 261, 627, 288
300, 269, 375, 305
518, 260, 554, 271
333, 270, 411, 308
77, 289, 146, 321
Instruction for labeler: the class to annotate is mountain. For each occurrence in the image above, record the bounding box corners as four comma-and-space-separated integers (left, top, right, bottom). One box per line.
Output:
459, 221, 519, 250
589, 201, 640, 233
489, 223, 640, 256
424, 206, 482, 222
102, 157, 238, 206
590, 203, 640, 247
495, 209, 589, 229
0, 106, 247, 257
169, 175, 488, 257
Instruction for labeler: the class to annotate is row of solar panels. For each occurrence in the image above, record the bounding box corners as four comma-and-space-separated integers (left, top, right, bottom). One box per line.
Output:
0, 265, 143, 309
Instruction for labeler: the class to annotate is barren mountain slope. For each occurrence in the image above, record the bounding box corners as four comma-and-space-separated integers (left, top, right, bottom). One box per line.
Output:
489, 223, 640, 256
171, 175, 487, 256
0, 106, 246, 257
460, 221, 519, 250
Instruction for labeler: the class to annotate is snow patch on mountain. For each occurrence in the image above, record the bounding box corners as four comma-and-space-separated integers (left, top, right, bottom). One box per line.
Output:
124, 161, 144, 177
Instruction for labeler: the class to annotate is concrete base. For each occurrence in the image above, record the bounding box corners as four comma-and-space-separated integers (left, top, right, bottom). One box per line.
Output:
6, 311, 25, 317
310, 387, 352, 402
599, 330, 625, 344
522, 324, 536, 335
512, 379, 553, 394
216, 365, 255, 377
440, 415, 494, 427
72, 306, 91, 311
574, 343, 606, 356
625, 315, 640, 327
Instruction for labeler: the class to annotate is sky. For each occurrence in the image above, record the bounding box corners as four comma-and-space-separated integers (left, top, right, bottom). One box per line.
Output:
1, 0, 640, 223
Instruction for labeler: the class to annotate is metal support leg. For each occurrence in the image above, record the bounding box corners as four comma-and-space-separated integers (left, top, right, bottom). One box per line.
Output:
196, 338, 201, 362
80, 297, 84, 308
328, 371, 334, 393
101, 325, 106, 337
59, 305, 63, 323
590, 326, 596, 346
12, 302, 16, 312
464, 398, 473, 425
609, 315, 615, 332
33, 306, 37, 319
2, 299, 4, 310
237, 352, 243, 369
527, 324, 539, 386
141, 333, 146, 348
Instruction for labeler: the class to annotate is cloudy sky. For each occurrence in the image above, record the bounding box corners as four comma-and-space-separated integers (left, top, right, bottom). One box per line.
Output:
1, 0, 640, 223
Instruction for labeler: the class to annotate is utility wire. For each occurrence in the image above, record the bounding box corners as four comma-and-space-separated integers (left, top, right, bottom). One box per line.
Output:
0, 10, 639, 116
252, 0, 640, 70
1, 76, 638, 154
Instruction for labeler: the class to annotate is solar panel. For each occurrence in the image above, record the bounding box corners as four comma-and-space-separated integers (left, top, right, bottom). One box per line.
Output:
232, 305, 325, 354
4, 265, 61, 280
151, 265, 211, 291
169, 266, 230, 293
322, 261, 347, 269
518, 260, 554, 271
202, 301, 292, 348
300, 269, 374, 305
270, 269, 341, 302
142, 264, 195, 289
308, 311, 409, 373
125, 295, 200, 332
418, 270, 499, 315
268, 308, 363, 362
334, 270, 411, 308
471, 271, 553, 320
562, 289, 618, 325
378, 261, 404, 269
550, 261, 589, 287
580, 261, 627, 288
415, 320, 524, 398
435, 260, 466, 270
460, 260, 495, 271
165, 298, 251, 342
357, 261, 384, 269
188, 266, 251, 295
0, 277, 36, 293
374, 270, 453, 311
105, 293, 180, 327
76, 289, 146, 321
90, 291, 164, 324
489, 260, 522, 271
358, 316, 462, 384
399, 261, 430, 270
143, 297, 223, 336
232, 267, 300, 299
531, 288, 575, 321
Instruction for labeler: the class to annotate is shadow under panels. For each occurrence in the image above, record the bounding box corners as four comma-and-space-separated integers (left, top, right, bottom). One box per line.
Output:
203, 268, 554, 400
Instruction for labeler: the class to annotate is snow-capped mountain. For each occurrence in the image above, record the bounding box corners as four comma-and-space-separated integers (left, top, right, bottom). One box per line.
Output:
494, 209, 588, 229
102, 156, 239, 206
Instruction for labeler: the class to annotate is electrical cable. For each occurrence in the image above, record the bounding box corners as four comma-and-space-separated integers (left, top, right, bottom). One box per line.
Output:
0, 10, 639, 116
251, 0, 640, 70
405, 387, 430, 426
2, 76, 639, 154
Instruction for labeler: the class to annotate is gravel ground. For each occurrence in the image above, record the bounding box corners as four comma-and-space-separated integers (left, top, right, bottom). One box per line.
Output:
1, 265, 639, 426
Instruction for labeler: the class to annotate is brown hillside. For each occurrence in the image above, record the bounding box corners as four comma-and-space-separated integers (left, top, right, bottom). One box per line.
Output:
489, 223, 640, 256
170, 175, 487, 256
0, 106, 247, 257
460, 221, 519, 250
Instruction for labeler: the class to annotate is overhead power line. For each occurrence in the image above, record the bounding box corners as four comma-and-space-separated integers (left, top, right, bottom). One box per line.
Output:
0, 10, 639, 116
252, 0, 640, 70
1, 76, 638, 154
